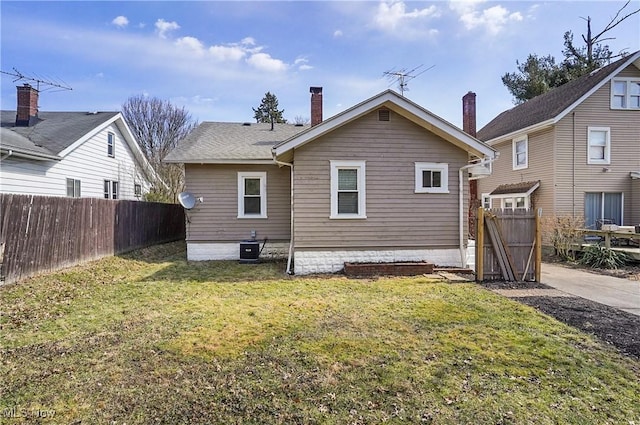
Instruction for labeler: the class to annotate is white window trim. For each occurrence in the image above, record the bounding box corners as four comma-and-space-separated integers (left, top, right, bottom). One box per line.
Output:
330, 160, 366, 219
414, 162, 449, 194
587, 126, 611, 165
481, 193, 491, 209
104, 180, 118, 199
512, 136, 528, 170
107, 132, 115, 158
237, 171, 267, 219
489, 194, 531, 211
66, 178, 81, 198
610, 78, 640, 110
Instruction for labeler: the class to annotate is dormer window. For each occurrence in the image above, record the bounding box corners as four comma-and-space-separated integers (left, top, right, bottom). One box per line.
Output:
107, 132, 115, 157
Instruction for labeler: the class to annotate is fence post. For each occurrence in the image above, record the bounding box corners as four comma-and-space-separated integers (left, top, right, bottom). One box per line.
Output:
476, 207, 484, 282
535, 208, 542, 282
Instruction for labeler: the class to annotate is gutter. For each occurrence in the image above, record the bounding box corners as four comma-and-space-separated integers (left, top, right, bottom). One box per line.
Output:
273, 155, 295, 275
0, 149, 13, 161
458, 156, 498, 268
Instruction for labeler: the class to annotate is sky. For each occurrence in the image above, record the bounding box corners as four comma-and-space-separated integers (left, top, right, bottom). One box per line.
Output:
1, 1, 639, 130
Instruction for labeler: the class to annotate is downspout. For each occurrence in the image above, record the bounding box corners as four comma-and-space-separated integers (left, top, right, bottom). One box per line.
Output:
572, 112, 576, 217
458, 157, 497, 268
0, 150, 13, 161
273, 156, 294, 274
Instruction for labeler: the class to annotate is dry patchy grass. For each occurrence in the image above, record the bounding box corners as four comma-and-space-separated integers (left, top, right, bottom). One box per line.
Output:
1, 241, 639, 424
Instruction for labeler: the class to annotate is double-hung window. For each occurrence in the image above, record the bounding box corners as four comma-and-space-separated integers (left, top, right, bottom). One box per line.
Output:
414, 162, 449, 194
512, 136, 528, 170
66, 178, 81, 197
587, 127, 610, 164
107, 132, 115, 157
611, 78, 640, 109
104, 180, 118, 199
238, 172, 267, 218
330, 160, 366, 219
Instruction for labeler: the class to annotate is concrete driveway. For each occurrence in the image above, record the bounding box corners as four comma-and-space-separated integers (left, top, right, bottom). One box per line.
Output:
541, 263, 640, 316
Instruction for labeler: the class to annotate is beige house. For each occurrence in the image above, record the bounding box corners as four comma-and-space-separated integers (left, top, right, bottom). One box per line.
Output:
477, 51, 640, 229
165, 88, 496, 274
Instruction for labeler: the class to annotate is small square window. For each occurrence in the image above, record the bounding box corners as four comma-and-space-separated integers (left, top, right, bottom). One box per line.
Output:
415, 162, 448, 193
134, 184, 142, 198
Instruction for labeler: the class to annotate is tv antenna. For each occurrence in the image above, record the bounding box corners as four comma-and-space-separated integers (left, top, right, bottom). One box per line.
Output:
0, 68, 73, 92
383, 64, 434, 96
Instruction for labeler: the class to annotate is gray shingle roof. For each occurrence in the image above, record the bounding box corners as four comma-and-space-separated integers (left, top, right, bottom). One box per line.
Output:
478, 51, 640, 142
1, 111, 119, 156
490, 180, 540, 195
164, 122, 309, 163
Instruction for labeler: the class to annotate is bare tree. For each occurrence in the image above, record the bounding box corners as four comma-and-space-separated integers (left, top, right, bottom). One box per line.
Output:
502, 1, 639, 103
122, 95, 198, 203
564, 0, 640, 69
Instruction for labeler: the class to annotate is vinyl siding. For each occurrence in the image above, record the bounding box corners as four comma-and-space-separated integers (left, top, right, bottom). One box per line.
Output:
477, 127, 555, 215
555, 64, 640, 225
292, 109, 469, 250
0, 123, 148, 200
184, 163, 291, 242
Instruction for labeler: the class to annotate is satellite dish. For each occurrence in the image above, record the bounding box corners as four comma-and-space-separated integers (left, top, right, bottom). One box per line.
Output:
178, 192, 196, 209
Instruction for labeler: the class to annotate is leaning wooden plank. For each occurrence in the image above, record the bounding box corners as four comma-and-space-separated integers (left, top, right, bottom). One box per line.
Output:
492, 214, 520, 281
485, 215, 514, 281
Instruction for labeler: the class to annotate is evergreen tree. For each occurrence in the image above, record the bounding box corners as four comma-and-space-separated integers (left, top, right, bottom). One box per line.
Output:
252, 92, 286, 130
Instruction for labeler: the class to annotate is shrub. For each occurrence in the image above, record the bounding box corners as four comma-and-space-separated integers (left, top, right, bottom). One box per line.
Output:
579, 245, 629, 269
541, 215, 585, 261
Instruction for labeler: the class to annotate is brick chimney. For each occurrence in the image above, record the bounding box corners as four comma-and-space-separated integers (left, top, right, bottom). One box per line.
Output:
310, 86, 323, 126
463, 91, 480, 237
16, 84, 39, 126
462, 91, 476, 137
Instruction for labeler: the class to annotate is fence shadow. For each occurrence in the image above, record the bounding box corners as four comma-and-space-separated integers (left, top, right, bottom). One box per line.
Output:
0, 194, 185, 285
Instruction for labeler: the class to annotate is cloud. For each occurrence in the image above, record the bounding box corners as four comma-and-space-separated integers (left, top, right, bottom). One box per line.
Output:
208, 44, 246, 61
295, 57, 313, 71
246, 52, 288, 72
112, 16, 129, 28
374, 1, 439, 31
155, 18, 180, 38
450, 1, 523, 35
334, 29, 343, 37
175, 36, 205, 56
372, 1, 440, 39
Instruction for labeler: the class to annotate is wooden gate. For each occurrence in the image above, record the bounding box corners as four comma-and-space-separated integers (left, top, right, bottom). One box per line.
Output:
475, 207, 541, 282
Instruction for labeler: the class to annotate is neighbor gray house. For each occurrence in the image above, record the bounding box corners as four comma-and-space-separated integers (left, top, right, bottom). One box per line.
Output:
476, 51, 640, 229
165, 88, 496, 274
1, 84, 155, 200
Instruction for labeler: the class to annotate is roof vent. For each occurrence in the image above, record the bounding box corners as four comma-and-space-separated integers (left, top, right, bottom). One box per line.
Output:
242, 122, 251, 126
294, 123, 304, 127
378, 109, 390, 121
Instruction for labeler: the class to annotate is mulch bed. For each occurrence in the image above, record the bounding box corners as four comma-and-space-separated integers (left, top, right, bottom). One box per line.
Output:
477, 280, 640, 359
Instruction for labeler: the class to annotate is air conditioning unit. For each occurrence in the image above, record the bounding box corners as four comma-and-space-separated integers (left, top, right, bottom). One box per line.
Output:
239, 240, 260, 263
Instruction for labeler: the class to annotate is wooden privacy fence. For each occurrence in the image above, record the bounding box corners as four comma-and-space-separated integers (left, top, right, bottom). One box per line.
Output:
475, 207, 541, 282
0, 194, 185, 285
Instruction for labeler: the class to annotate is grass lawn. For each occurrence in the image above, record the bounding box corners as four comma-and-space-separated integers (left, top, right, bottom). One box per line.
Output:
2, 242, 639, 424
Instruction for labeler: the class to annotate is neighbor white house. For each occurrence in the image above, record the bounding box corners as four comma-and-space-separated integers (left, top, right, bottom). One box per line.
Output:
1, 84, 155, 200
